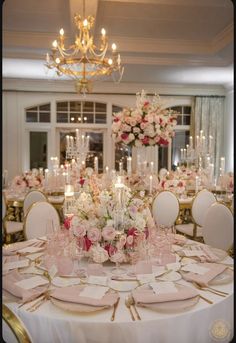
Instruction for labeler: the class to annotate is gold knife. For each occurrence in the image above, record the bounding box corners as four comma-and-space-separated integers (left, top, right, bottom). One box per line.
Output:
110, 297, 120, 321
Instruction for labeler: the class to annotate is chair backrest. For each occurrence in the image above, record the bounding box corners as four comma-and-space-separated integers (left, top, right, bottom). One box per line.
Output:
152, 190, 179, 226
2, 191, 6, 219
2, 304, 32, 343
24, 201, 60, 240
159, 168, 168, 180
203, 202, 233, 251
191, 189, 216, 227
23, 190, 47, 215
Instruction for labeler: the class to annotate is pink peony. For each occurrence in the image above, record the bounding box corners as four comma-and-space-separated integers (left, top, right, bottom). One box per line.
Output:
73, 225, 86, 237
87, 227, 101, 243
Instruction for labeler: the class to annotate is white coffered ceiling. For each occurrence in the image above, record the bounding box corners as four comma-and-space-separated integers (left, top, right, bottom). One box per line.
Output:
2, 0, 234, 88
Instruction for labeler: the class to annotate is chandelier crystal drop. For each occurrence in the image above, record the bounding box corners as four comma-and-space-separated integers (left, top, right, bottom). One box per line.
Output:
45, 1, 124, 94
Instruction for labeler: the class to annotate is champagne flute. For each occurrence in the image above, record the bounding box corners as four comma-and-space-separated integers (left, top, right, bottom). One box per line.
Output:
75, 236, 86, 277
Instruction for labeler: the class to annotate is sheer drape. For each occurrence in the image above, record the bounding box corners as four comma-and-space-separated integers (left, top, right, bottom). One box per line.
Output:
194, 96, 225, 178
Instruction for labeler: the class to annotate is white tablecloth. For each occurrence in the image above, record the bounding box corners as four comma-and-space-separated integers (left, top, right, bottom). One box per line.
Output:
4, 260, 234, 343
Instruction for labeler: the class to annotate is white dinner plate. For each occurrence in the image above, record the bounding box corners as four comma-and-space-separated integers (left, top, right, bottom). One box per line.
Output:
108, 279, 139, 292
51, 276, 81, 287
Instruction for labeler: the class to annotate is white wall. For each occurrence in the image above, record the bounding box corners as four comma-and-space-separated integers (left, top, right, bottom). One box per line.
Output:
223, 88, 234, 172
2, 78, 230, 181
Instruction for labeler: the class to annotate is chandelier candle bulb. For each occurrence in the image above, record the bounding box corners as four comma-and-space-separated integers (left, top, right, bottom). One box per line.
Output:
105, 166, 109, 174
101, 28, 106, 36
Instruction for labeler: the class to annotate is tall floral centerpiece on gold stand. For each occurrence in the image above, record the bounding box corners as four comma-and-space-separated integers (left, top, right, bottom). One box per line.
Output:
112, 90, 177, 173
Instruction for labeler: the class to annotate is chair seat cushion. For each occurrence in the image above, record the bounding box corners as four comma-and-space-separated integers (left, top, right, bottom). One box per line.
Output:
5, 221, 23, 234
175, 223, 203, 237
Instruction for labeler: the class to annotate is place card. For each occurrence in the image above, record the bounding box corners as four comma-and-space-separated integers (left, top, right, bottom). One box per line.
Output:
17, 246, 45, 254
181, 264, 209, 275
15, 275, 49, 289
137, 274, 156, 284
52, 277, 80, 288
150, 281, 178, 294
3, 259, 29, 271
182, 249, 205, 257
79, 285, 109, 299
87, 276, 108, 286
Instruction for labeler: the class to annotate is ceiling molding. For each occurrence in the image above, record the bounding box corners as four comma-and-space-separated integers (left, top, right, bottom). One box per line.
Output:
211, 23, 234, 52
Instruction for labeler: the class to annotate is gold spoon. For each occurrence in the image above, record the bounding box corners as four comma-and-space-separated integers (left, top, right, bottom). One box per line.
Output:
128, 295, 141, 320
125, 296, 135, 321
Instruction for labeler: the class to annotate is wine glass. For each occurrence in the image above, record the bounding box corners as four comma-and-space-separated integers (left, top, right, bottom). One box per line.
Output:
75, 236, 86, 277
109, 240, 126, 275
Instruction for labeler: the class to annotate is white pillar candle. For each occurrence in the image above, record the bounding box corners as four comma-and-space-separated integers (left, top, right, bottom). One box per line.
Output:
127, 157, 132, 176
76, 129, 79, 141
119, 162, 123, 174
149, 175, 153, 194
81, 135, 85, 146
86, 136, 90, 149
200, 130, 203, 139
70, 136, 74, 149
45, 169, 49, 188
202, 136, 206, 153
65, 184, 74, 197
81, 161, 86, 169
180, 148, 184, 160
105, 166, 109, 174
94, 156, 98, 174
196, 135, 199, 149
150, 161, 154, 174
220, 157, 225, 176
183, 149, 186, 160
189, 136, 193, 148
66, 135, 70, 149
205, 156, 210, 169
209, 163, 214, 185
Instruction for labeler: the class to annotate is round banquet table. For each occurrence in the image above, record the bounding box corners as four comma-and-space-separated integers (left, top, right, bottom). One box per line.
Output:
3, 250, 234, 343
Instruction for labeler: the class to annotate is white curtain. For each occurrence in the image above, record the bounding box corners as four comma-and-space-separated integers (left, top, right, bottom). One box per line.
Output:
194, 96, 225, 178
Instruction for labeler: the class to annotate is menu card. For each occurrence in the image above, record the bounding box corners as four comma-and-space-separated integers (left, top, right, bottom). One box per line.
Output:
15, 276, 49, 289
181, 264, 209, 275
87, 276, 108, 286
79, 285, 109, 299
150, 281, 178, 294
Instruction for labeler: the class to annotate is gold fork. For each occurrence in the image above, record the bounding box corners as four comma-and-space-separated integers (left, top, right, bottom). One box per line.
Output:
192, 282, 227, 297
128, 295, 141, 320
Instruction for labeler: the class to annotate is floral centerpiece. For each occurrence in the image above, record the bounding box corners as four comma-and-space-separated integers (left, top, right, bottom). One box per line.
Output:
64, 183, 155, 263
112, 90, 177, 147
10, 171, 44, 192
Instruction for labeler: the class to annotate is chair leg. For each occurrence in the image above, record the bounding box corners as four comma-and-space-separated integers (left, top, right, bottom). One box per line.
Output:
5, 233, 12, 244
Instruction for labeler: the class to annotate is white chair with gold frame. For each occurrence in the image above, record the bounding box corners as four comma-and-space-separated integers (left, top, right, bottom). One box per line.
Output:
152, 190, 179, 227
2, 304, 32, 343
23, 189, 47, 216
23, 201, 60, 240
203, 202, 233, 251
2, 191, 24, 244
176, 189, 216, 240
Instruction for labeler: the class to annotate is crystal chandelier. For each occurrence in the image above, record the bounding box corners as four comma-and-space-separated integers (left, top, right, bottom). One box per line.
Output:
45, 0, 124, 94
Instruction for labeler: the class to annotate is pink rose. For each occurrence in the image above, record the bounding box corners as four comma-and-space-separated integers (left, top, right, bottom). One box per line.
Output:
126, 235, 134, 245
102, 226, 116, 241
64, 217, 72, 230
127, 227, 138, 236
87, 227, 101, 243
121, 133, 129, 140
73, 225, 86, 237
104, 244, 117, 256
84, 236, 92, 251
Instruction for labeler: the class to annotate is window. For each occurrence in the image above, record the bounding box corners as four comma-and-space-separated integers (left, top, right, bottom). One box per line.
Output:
26, 104, 51, 123
56, 101, 107, 124
30, 132, 47, 169
167, 105, 191, 168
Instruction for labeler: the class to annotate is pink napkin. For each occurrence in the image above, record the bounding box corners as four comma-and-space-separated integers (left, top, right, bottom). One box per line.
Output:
180, 263, 227, 287
173, 234, 187, 245
132, 285, 198, 304
87, 263, 105, 276
179, 245, 226, 263
2, 240, 45, 256
2, 270, 48, 302
50, 285, 118, 307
